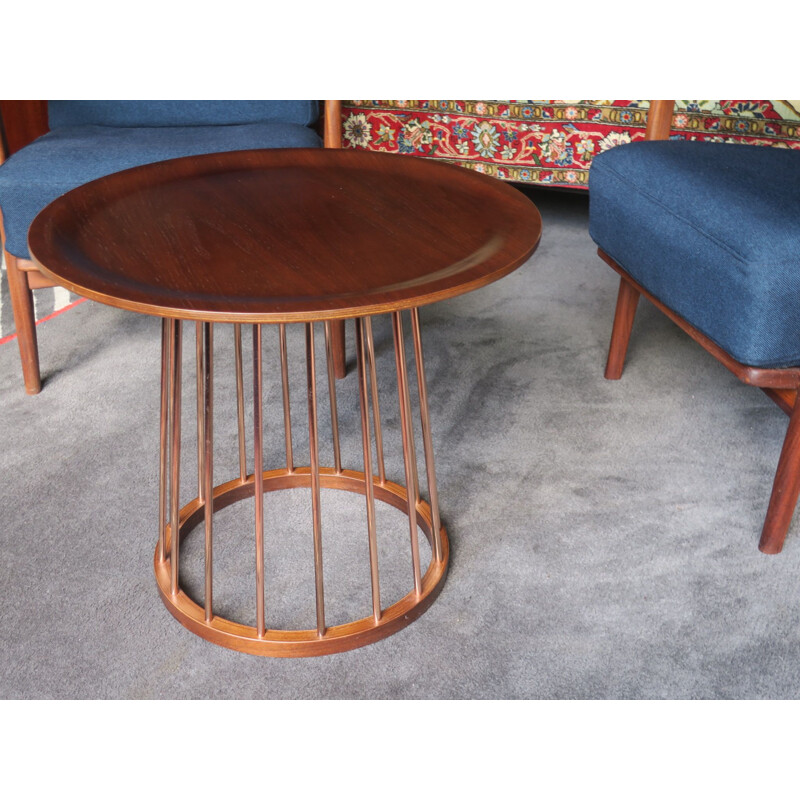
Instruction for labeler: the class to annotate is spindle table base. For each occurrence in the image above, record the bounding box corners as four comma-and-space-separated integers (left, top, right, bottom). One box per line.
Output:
154, 312, 449, 657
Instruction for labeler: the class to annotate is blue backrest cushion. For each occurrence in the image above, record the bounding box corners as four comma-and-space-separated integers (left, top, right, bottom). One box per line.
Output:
48, 100, 319, 129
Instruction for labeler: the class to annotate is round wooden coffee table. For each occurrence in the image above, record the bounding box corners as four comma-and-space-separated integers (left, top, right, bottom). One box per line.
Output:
28, 148, 542, 657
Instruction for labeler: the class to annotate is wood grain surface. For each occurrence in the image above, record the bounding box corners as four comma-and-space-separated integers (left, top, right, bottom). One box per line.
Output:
29, 148, 542, 323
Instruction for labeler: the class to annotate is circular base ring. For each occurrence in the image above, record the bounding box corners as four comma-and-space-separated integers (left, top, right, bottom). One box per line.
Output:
154, 467, 449, 657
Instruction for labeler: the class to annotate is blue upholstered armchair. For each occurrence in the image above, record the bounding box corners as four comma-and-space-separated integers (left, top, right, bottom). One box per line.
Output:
0, 100, 341, 394
589, 100, 800, 554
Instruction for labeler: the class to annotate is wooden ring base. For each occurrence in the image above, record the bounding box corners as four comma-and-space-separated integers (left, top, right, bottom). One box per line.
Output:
153, 467, 450, 657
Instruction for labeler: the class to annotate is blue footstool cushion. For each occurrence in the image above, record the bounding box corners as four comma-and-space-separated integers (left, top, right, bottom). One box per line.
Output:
0, 101, 322, 259
589, 140, 800, 369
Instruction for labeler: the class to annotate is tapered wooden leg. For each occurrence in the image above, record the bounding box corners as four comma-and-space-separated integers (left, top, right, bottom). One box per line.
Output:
329, 319, 347, 379
761, 387, 797, 416
605, 276, 640, 381
5, 251, 41, 394
759, 395, 800, 554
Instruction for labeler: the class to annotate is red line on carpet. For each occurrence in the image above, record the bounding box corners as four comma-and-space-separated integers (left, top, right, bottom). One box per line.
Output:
0, 297, 88, 346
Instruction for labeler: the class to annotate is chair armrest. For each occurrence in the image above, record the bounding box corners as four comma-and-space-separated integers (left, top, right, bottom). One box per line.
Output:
323, 100, 342, 148
0, 101, 49, 161
645, 100, 675, 141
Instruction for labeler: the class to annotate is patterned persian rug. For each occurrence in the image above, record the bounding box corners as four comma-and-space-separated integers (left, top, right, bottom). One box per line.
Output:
0, 256, 83, 341
341, 100, 800, 189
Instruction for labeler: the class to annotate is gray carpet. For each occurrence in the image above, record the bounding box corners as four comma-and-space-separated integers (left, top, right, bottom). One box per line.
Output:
2, 187, 799, 699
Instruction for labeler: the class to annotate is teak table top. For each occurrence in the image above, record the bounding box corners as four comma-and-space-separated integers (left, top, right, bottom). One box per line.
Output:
28, 148, 542, 323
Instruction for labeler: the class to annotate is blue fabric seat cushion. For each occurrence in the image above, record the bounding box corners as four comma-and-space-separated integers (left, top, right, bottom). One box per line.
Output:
0, 122, 322, 258
589, 140, 800, 368
48, 100, 319, 129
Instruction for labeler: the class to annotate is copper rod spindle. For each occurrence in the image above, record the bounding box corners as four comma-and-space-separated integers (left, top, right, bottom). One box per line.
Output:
169, 319, 183, 596
203, 322, 214, 621
324, 320, 343, 474
306, 322, 326, 637
158, 318, 171, 563
234, 323, 247, 482
364, 316, 386, 484
195, 321, 205, 501
253, 324, 266, 638
356, 318, 382, 623
410, 308, 443, 562
279, 323, 294, 473
392, 311, 423, 595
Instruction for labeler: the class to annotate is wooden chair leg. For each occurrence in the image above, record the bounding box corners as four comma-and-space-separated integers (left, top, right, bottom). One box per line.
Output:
5, 251, 42, 394
330, 319, 347, 379
604, 276, 640, 380
759, 395, 800, 554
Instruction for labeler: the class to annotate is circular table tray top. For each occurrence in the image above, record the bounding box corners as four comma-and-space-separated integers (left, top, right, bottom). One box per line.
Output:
29, 148, 542, 322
